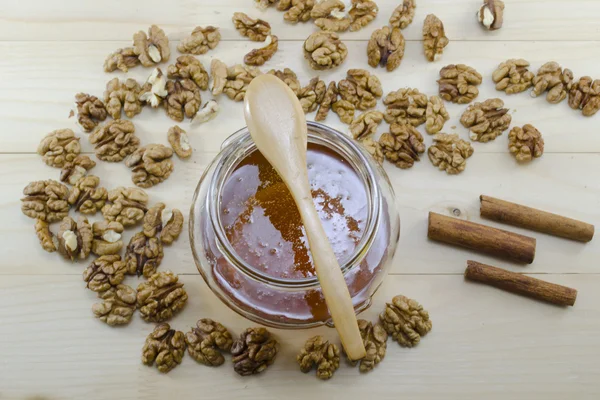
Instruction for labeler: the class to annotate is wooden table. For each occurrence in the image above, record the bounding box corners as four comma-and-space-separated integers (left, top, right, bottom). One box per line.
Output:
2, 1, 599, 399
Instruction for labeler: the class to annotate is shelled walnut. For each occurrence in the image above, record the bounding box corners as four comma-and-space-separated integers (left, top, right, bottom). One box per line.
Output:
164, 79, 202, 122
569, 76, 600, 117
244, 35, 279, 66
316, 81, 338, 121
297, 77, 326, 113
137, 271, 188, 323
358, 137, 384, 164
367, 26, 405, 72
380, 295, 432, 347
348, 0, 378, 32
75, 93, 108, 132
35, 219, 58, 253
125, 144, 174, 188
185, 319, 234, 366
492, 59, 534, 95
380, 123, 425, 169
89, 120, 139, 162
427, 133, 474, 174
167, 125, 192, 159
83, 255, 127, 293
91, 220, 124, 256
166, 56, 209, 91
143, 203, 184, 245
57, 216, 92, 261
349, 110, 384, 140
142, 323, 186, 373
460, 98, 511, 142
383, 88, 428, 127
297, 336, 340, 380
104, 78, 143, 120
268, 68, 301, 95
531, 61, 573, 104
232, 12, 271, 41
67, 175, 107, 214
139, 68, 169, 108
133, 25, 170, 67
125, 231, 164, 277
423, 14, 449, 62
390, 0, 416, 29
303, 31, 348, 70
437, 64, 482, 104
224, 64, 262, 101
283, 0, 315, 23
349, 319, 387, 372
21, 180, 70, 223
332, 100, 355, 124
177, 26, 221, 55
508, 124, 544, 162
339, 69, 383, 110
193, 100, 220, 124
101, 186, 148, 227
311, 0, 351, 32
211, 59, 228, 96
231, 327, 279, 376
103, 47, 140, 73
478, 0, 504, 30
257, 0, 277, 8
60, 155, 96, 185
37, 129, 81, 168
425, 95, 450, 134
93, 284, 137, 326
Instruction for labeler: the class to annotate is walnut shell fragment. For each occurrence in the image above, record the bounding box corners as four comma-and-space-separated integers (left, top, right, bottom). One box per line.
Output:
185, 319, 234, 366
438, 64, 482, 104
297, 77, 326, 113
425, 95, 450, 134
332, 99, 355, 124
367, 26, 405, 72
390, 0, 416, 29
125, 144, 174, 188
224, 64, 262, 101
231, 327, 279, 376
125, 231, 164, 278
142, 323, 186, 373
348, 0, 378, 32
167, 56, 209, 91
89, 120, 140, 162
349, 319, 387, 372
423, 14, 449, 62
164, 78, 202, 122
67, 175, 108, 214
167, 125, 192, 159
60, 155, 96, 186
460, 98, 511, 142
380, 123, 425, 169
303, 31, 348, 71
508, 124, 544, 162
492, 59, 534, 95
531, 61, 573, 104
297, 336, 340, 380
137, 271, 188, 322
35, 219, 58, 253
268, 68, 301, 95
37, 129, 81, 168
75, 93, 108, 132
93, 284, 137, 326
311, 0, 351, 32
232, 12, 271, 41
101, 186, 148, 227
383, 87, 428, 127
133, 25, 170, 67
427, 133, 474, 174
379, 295, 432, 347
57, 216, 92, 261
104, 78, 143, 120
569, 76, 600, 117
143, 202, 184, 245
178, 26, 221, 55
283, 0, 315, 23
139, 68, 169, 108
91, 220, 124, 256
244, 35, 279, 66
21, 180, 69, 223
83, 254, 127, 293
315, 81, 338, 121
350, 110, 384, 140
103, 47, 140, 73
478, 0, 504, 31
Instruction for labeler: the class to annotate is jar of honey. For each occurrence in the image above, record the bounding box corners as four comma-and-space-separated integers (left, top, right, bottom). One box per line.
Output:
190, 122, 399, 328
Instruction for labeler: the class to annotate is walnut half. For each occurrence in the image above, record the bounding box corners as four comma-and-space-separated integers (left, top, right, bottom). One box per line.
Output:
423, 14, 449, 62
508, 124, 544, 162
303, 31, 348, 70
460, 98, 511, 142
125, 144, 174, 188
367, 26, 405, 72
478, 0, 504, 30
428, 133, 474, 174
133, 25, 170, 66
168, 125, 192, 159
244, 35, 279, 66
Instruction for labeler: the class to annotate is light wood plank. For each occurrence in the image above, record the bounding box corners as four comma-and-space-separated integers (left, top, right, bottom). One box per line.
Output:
0, 273, 597, 400
1, 0, 599, 41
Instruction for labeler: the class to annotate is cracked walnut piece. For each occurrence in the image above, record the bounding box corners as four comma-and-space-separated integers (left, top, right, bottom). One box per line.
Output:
438, 64, 483, 104
137, 271, 188, 323
311, 0, 351, 32
531, 61, 574, 104
423, 14, 449, 62
165, 79, 202, 122
125, 144, 174, 188
492, 59, 534, 95
185, 319, 234, 366
380, 123, 425, 169
340, 69, 383, 110
383, 88, 428, 127
428, 133, 474, 174
232, 327, 279, 376
359, 138, 384, 164
268, 68, 301, 95
75, 93, 107, 132
350, 110, 384, 140
508, 124, 544, 162
348, 0, 378, 32
244, 35, 279, 67
103, 47, 140, 73
91, 220, 124, 256
349, 319, 387, 372
425, 95, 450, 134
478, 0, 504, 30
143, 202, 184, 245
316, 81, 338, 121
297, 336, 340, 380
460, 98, 511, 142
60, 155, 96, 185
133, 25, 170, 67
304, 31, 348, 70
104, 78, 143, 120
139, 68, 168, 108
380, 295, 432, 347
178, 26, 221, 55
232, 12, 271, 41
90, 120, 139, 162
224, 64, 262, 102
168, 125, 192, 159
390, 0, 416, 29
125, 231, 164, 277
93, 284, 137, 326
193, 100, 220, 124
35, 219, 58, 253
83, 254, 127, 293
37, 129, 81, 168
57, 216, 92, 261
167, 56, 208, 91
569, 76, 600, 117
283, 0, 315, 23
67, 175, 107, 214
142, 323, 186, 373
211, 59, 228, 96
332, 100, 355, 124
367, 26, 405, 72
297, 77, 326, 113
102, 186, 148, 227
21, 180, 69, 223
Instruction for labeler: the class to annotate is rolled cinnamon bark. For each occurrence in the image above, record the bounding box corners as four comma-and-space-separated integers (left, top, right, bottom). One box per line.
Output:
465, 260, 577, 306
428, 212, 536, 263
480, 195, 594, 243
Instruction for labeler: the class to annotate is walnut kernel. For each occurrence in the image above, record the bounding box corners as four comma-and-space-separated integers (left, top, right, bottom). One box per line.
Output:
185, 319, 234, 366
142, 323, 186, 373
349, 319, 387, 372
350, 110, 384, 140
460, 98, 511, 142
244, 35, 279, 66
57, 216, 92, 261
166, 56, 208, 91
380, 123, 425, 169
340, 69, 383, 110
303, 31, 348, 70
139, 68, 169, 108
75, 93, 107, 132
232, 12, 271, 41
178, 26, 221, 55
297, 336, 340, 380
224, 64, 262, 101
193, 100, 220, 124
332, 99, 355, 124
508, 124, 544, 162
35, 219, 58, 253
104, 78, 143, 120
125, 231, 164, 277
297, 77, 326, 113
164, 78, 202, 122
492, 59, 534, 95
133, 25, 170, 67
137, 271, 188, 322
380, 295, 432, 347
103, 47, 139, 73
531, 61, 573, 104
423, 14, 449, 62
167, 125, 192, 159
367, 26, 405, 72
425, 95, 450, 134
101, 186, 148, 227
438, 64, 482, 104
348, 0, 378, 32
60, 155, 96, 186
83, 255, 127, 293
210, 59, 228, 96
91, 220, 124, 256
37, 129, 80, 168
478, 0, 504, 30
67, 175, 107, 214
89, 120, 139, 162
316, 81, 338, 121
359, 137, 384, 164
311, 0, 351, 32
427, 133, 474, 174
390, 0, 416, 29
383, 88, 428, 127
143, 202, 184, 245
284, 0, 315, 23
268, 68, 301, 95
569, 76, 600, 117
93, 284, 137, 326
125, 144, 174, 188
21, 180, 69, 223
231, 327, 279, 376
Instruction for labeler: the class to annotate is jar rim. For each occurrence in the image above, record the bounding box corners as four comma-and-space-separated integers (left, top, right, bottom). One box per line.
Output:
205, 121, 382, 289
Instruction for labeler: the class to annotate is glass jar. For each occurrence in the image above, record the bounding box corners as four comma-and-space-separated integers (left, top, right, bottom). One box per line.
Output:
190, 121, 400, 329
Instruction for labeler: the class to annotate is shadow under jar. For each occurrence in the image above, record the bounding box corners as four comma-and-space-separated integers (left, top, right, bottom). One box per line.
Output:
190, 122, 400, 329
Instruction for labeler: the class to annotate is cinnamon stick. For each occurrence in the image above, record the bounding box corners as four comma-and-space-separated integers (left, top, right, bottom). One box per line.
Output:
480, 195, 594, 243
428, 212, 536, 264
465, 260, 577, 306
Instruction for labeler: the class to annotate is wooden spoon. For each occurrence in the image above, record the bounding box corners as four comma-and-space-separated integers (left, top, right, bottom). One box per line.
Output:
244, 74, 366, 360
